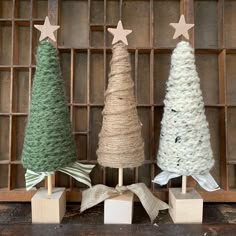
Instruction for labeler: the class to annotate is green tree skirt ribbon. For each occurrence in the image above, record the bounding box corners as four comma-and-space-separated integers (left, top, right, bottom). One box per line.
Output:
25, 162, 95, 190
80, 183, 169, 223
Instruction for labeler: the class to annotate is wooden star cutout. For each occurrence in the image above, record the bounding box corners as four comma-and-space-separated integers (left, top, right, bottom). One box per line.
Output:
34, 16, 60, 42
170, 15, 194, 40
108, 20, 132, 45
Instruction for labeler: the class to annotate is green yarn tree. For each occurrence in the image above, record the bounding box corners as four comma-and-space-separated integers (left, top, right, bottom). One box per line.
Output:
22, 40, 77, 172
21, 17, 93, 196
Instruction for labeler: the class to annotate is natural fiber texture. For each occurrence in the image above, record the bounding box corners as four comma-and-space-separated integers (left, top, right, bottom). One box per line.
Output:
80, 183, 169, 223
157, 41, 214, 176
97, 41, 144, 168
22, 40, 77, 172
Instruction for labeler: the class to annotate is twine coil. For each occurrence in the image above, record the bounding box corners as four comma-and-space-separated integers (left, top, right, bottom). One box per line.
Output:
97, 42, 144, 168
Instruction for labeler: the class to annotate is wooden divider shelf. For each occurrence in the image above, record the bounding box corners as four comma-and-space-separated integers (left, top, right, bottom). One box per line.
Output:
1, 0, 236, 202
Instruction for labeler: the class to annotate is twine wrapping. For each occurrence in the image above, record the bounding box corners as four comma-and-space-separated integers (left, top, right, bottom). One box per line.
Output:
97, 42, 144, 168
81, 183, 169, 223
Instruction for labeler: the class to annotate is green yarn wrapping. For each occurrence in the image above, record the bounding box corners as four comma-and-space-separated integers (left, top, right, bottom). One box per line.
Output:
22, 40, 77, 172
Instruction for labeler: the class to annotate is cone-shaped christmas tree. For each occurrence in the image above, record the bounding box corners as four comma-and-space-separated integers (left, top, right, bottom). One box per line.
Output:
22, 17, 94, 192
97, 41, 144, 169
22, 40, 77, 172
80, 21, 168, 224
157, 41, 214, 175
153, 16, 219, 191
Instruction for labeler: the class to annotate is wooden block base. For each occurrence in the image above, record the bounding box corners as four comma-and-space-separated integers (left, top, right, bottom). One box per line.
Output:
31, 187, 66, 224
169, 188, 203, 224
104, 191, 134, 224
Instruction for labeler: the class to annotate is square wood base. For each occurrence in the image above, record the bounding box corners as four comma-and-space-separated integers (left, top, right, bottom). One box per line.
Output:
169, 188, 203, 224
104, 191, 134, 224
31, 187, 66, 224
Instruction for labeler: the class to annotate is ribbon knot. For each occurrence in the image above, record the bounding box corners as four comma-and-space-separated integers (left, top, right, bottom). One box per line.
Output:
115, 185, 128, 194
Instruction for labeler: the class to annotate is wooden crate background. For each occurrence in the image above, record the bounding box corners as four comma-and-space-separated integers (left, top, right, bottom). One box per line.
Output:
0, 0, 236, 202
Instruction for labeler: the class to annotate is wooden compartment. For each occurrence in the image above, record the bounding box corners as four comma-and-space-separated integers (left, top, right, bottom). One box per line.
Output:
55, 172, 70, 189
0, 70, 11, 113
15, 0, 31, 19
0, 0, 236, 202
90, 53, 104, 104
154, 107, 163, 152
60, 51, 71, 101
105, 167, 135, 187
138, 164, 152, 188
90, 165, 103, 186
91, 30, 104, 47
33, 0, 48, 19
91, 0, 104, 24
0, 116, 10, 161
90, 107, 103, 160
228, 164, 236, 190
194, 0, 218, 48
73, 107, 87, 132
11, 164, 26, 189
138, 108, 151, 160
123, 168, 135, 186
75, 134, 87, 161
154, 53, 171, 105
32, 26, 42, 65
74, 51, 88, 104
227, 108, 236, 162
154, 0, 180, 48
123, 0, 150, 47
0, 1, 13, 18
0, 165, 8, 189
14, 22, 30, 65
106, 0, 120, 25
12, 69, 29, 113
137, 53, 150, 104
0, 22, 12, 65
59, 0, 89, 47
224, 0, 236, 48
204, 107, 221, 184
196, 53, 219, 104
11, 116, 27, 161
226, 54, 236, 105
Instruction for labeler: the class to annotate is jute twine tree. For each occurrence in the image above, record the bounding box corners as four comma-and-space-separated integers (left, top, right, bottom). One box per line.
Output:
97, 41, 144, 170
80, 21, 169, 222
22, 17, 94, 194
153, 15, 219, 192
97, 21, 144, 187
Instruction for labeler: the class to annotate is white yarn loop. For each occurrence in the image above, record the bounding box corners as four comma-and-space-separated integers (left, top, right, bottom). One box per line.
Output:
157, 41, 215, 176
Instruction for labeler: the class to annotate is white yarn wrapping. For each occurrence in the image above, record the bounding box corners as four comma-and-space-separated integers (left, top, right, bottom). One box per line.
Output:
154, 41, 219, 191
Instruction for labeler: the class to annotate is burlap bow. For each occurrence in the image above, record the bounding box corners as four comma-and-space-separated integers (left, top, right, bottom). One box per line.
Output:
81, 182, 169, 223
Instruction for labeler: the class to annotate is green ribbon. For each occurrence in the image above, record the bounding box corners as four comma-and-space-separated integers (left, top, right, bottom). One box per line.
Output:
25, 161, 95, 191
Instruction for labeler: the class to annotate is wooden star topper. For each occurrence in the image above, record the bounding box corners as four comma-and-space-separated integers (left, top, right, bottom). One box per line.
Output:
34, 16, 60, 42
170, 15, 194, 40
108, 20, 132, 45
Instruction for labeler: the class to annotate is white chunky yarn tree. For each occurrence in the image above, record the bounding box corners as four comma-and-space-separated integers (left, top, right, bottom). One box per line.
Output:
153, 41, 219, 191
